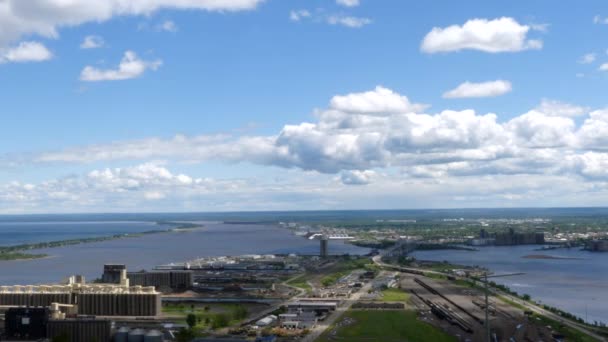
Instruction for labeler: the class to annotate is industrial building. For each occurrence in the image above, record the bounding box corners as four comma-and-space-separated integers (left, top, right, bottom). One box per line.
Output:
0, 273, 161, 317
46, 319, 112, 342
156, 254, 293, 271
279, 311, 318, 329
102, 264, 127, 283
128, 270, 193, 291
4, 308, 163, 342
255, 314, 277, 327
5, 307, 49, 339
102, 263, 193, 292
586, 239, 608, 252
494, 228, 545, 245
287, 301, 337, 314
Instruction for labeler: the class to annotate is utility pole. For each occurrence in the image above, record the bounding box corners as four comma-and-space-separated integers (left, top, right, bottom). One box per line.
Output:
481, 272, 522, 342
484, 272, 491, 342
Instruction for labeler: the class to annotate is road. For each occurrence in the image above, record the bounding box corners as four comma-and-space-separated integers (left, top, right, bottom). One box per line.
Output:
300, 274, 378, 342
373, 255, 607, 342
242, 274, 308, 326
498, 291, 607, 342
372, 255, 444, 276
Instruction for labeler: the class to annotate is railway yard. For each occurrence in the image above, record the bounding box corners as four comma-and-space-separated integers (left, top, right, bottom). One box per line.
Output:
402, 274, 554, 341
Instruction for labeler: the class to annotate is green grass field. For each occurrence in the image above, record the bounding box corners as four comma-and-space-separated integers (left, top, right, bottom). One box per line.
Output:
286, 274, 312, 292
162, 303, 248, 331
316, 310, 456, 342
533, 314, 600, 342
381, 288, 410, 302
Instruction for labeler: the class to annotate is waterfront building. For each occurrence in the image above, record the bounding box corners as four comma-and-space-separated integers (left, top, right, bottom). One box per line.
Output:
128, 270, 193, 291
5, 307, 49, 339
493, 229, 545, 246
0, 273, 160, 317
586, 239, 608, 252
47, 319, 112, 342
102, 264, 127, 283
320, 237, 329, 257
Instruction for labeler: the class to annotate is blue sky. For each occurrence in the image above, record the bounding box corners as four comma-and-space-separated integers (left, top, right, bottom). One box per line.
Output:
1, 0, 608, 213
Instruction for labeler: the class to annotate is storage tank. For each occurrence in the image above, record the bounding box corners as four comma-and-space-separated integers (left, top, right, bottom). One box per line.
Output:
144, 330, 163, 342
128, 328, 145, 342
114, 326, 130, 342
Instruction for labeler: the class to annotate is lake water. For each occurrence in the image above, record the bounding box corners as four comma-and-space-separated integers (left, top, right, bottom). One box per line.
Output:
0, 221, 166, 246
412, 246, 608, 324
0, 221, 368, 285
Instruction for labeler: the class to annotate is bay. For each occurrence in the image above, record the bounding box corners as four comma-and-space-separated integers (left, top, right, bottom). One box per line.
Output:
0, 221, 368, 285
412, 245, 608, 324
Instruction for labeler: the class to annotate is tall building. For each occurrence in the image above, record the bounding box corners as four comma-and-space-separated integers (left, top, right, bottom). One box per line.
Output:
494, 229, 545, 246
102, 264, 126, 284
0, 274, 160, 317
320, 237, 329, 257
128, 270, 193, 291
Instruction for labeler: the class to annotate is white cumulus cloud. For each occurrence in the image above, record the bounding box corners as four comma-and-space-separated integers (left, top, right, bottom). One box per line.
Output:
1, 41, 52, 63
340, 170, 376, 185
443, 80, 512, 99
578, 53, 596, 64
80, 35, 104, 49
7, 87, 608, 211
421, 17, 542, 53
289, 9, 311, 22
534, 99, 588, 117
158, 20, 178, 32
80, 50, 162, 82
330, 86, 428, 114
0, 0, 264, 50
327, 15, 371, 28
336, 0, 360, 7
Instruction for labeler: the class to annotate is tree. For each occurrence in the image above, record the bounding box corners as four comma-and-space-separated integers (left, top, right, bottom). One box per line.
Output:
522, 294, 531, 301
186, 313, 197, 329
52, 333, 70, 342
175, 328, 195, 342
233, 305, 248, 320
212, 313, 230, 329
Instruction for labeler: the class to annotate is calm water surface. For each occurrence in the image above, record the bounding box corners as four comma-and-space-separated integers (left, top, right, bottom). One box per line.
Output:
0, 221, 164, 246
0, 222, 368, 285
412, 246, 608, 323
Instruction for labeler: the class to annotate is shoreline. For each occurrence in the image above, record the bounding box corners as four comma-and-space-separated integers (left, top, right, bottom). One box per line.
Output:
522, 254, 583, 260
411, 246, 608, 324
0, 221, 203, 262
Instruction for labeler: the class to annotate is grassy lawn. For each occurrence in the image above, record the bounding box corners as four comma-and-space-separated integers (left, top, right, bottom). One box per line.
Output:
381, 288, 410, 302
316, 310, 456, 342
533, 314, 599, 342
495, 297, 599, 342
162, 303, 248, 331
286, 274, 312, 292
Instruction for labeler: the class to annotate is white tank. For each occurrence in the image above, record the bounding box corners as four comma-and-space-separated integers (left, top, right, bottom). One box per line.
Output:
144, 330, 163, 342
128, 328, 145, 342
114, 327, 130, 342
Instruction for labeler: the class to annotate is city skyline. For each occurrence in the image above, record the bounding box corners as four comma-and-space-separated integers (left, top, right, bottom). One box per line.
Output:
2, 0, 608, 213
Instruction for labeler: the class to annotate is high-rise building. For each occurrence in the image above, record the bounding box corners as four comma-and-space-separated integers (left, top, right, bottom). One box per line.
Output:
320, 237, 329, 257
102, 264, 126, 284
